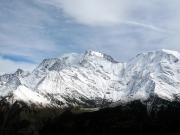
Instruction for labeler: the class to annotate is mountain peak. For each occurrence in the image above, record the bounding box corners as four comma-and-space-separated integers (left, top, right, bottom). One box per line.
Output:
84, 50, 118, 63
36, 58, 60, 71
14, 69, 24, 75
85, 50, 104, 57
132, 49, 180, 64
60, 53, 83, 66
161, 49, 180, 58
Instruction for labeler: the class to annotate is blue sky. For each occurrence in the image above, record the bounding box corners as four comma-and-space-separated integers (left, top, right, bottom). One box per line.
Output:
0, 0, 180, 74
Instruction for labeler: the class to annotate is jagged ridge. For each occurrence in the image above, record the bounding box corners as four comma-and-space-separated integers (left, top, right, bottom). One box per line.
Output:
1, 49, 180, 108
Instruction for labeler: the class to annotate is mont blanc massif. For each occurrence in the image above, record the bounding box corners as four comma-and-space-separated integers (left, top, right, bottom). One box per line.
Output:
1, 49, 180, 135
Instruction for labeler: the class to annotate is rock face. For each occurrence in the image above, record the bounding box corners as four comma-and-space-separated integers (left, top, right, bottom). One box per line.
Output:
1, 49, 180, 107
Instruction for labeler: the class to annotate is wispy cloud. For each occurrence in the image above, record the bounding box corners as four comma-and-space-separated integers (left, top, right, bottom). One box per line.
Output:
41, 0, 179, 31
1, 0, 180, 73
121, 21, 166, 32
0, 0, 59, 61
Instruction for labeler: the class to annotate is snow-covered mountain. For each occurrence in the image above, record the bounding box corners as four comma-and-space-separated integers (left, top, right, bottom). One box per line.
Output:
1, 49, 180, 107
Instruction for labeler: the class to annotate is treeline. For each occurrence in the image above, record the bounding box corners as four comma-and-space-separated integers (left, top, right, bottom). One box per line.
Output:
1, 98, 180, 135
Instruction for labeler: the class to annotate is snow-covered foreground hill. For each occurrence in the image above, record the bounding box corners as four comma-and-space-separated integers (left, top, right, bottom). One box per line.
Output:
1, 49, 180, 107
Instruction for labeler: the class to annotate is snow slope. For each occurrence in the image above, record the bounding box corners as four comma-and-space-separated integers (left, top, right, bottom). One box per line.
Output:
1, 50, 180, 107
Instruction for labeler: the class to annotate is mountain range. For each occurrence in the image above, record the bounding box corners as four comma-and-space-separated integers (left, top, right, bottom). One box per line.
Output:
1, 49, 180, 108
